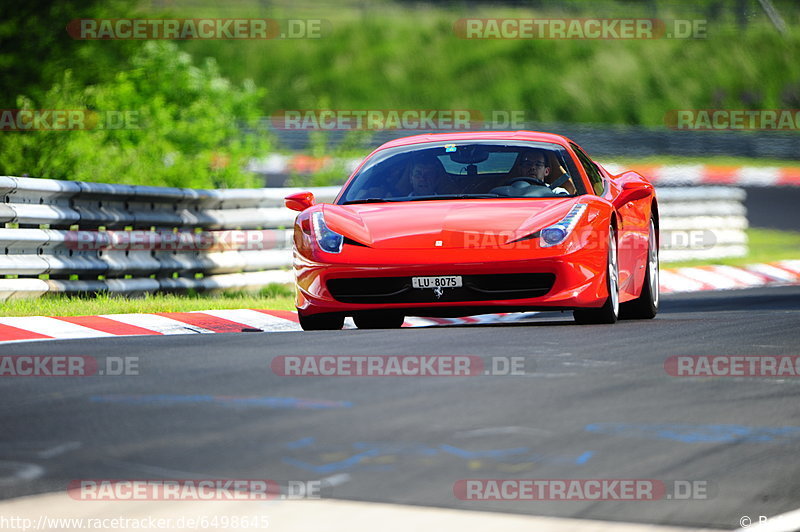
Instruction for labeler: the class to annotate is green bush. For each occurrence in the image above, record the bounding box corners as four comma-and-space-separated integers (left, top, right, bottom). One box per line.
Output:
181, 3, 800, 128
0, 41, 270, 188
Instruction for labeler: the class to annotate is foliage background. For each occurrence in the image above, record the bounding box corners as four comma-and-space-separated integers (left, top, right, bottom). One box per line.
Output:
1, 0, 799, 186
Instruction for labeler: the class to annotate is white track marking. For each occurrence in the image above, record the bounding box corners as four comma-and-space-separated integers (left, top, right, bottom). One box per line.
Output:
37, 441, 82, 459
0, 461, 44, 486
0, 316, 113, 339
675, 267, 742, 290
777, 260, 800, 274
99, 313, 213, 334
479, 311, 541, 323
100, 458, 216, 479
454, 426, 553, 438
746, 264, 799, 283
658, 269, 707, 293
0, 441, 81, 459
708, 265, 769, 287
401, 317, 440, 327
317, 473, 351, 487
197, 309, 301, 331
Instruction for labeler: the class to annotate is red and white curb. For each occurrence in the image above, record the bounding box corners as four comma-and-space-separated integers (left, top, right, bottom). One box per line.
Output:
601, 163, 800, 187
254, 155, 800, 187
0, 309, 540, 344
659, 260, 800, 293
0, 261, 798, 344
0, 309, 300, 343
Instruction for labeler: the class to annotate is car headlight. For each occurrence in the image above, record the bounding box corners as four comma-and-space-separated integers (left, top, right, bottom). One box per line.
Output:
311, 211, 344, 253
540, 203, 587, 248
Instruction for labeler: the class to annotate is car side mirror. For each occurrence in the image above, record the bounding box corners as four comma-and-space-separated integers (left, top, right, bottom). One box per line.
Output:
285, 192, 315, 212
614, 181, 651, 207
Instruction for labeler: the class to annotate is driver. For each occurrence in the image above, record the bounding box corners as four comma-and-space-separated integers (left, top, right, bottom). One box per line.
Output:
517, 150, 575, 195
518, 150, 550, 183
408, 159, 443, 196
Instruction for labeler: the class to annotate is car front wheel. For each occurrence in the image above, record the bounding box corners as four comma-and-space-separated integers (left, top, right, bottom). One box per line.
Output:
620, 216, 659, 319
573, 226, 619, 325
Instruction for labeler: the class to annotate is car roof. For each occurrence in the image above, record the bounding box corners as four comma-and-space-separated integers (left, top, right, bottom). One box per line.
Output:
375, 130, 577, 150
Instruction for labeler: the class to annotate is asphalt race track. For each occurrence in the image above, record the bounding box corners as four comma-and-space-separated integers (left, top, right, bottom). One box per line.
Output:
1, 285, 799, 530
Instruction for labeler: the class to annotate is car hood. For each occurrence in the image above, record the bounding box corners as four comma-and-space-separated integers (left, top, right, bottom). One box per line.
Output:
322, 199, 579, 249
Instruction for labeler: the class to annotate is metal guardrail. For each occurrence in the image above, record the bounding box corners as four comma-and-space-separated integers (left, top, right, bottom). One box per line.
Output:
657, 187, 748, 263
0, 176, 746, 301
0, 175, 339, 301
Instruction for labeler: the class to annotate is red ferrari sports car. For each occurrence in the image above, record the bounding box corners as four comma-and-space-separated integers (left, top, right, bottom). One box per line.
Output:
285, 131, 659, 330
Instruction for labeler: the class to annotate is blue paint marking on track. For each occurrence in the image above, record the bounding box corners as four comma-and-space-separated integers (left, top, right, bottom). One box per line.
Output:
281, 440, 595, 473
575, 451, 594, 464
283, 449, 386, 474
89, 394, 352, 410
585, 423, 800, 443
439, 444, 530, 459
352, 442, 439, 456
286, 437, 317, 449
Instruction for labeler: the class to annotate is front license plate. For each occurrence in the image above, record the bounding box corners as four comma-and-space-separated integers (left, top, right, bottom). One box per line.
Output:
411, 276, 462, 289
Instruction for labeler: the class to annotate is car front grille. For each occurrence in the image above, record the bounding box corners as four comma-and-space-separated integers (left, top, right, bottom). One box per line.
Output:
327, 273, 555, 304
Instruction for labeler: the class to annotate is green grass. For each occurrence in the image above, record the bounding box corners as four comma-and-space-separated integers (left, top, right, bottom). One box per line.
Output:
0, 284, 296, 318
664, 228, 800, 269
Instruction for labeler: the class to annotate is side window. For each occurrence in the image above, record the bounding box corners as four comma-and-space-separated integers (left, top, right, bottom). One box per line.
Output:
570, 143, 604, 195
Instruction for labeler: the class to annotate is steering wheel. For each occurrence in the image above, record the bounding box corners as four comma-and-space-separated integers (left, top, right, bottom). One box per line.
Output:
508, 177, 547, 187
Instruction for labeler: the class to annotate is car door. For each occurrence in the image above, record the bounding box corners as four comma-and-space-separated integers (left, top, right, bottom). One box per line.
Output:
570, 143, 643, 297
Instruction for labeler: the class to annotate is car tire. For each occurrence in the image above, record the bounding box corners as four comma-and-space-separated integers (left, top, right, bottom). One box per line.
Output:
298, 311, 345, 331
573, 226, 619, 325
620, 216, 659, 320
353, 312, 405, 329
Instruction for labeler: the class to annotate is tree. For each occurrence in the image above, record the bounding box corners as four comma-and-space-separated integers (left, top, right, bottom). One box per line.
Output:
0, 41, 270, 189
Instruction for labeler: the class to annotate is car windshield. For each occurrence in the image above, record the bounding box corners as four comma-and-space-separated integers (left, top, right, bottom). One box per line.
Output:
338, 140, 585, 204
